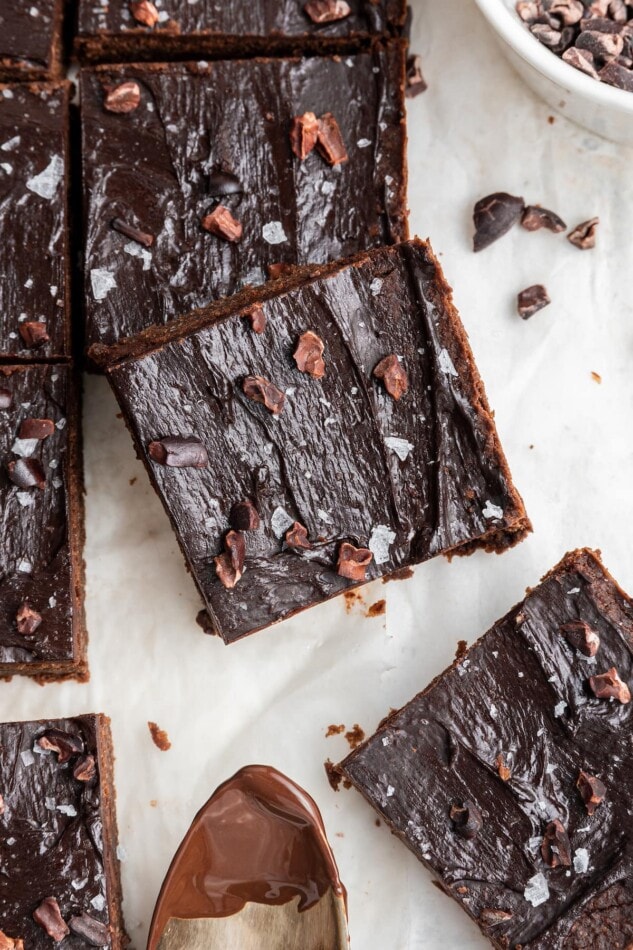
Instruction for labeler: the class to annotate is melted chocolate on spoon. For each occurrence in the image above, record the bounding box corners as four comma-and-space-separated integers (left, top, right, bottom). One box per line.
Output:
147, 765, 345, 948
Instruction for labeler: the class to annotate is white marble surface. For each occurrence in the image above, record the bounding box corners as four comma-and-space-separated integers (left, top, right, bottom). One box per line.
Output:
4, 1, 633, 947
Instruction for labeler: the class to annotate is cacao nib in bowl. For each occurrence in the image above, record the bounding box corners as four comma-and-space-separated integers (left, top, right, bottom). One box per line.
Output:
474, 0, 633, 145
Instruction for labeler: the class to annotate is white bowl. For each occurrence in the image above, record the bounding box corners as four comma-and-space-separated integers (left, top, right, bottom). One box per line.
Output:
473, 0, 633, 145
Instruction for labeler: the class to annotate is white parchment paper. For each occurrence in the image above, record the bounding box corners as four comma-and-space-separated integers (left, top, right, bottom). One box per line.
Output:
3, 2, 633, 947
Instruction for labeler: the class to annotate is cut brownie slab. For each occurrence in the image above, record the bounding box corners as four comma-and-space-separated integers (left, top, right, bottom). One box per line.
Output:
0, 364, 86, 681
0, 82, 71, 360
341, 549, 633, 950
0, 0, 65, 81
101, 239, 530, 644
75, 0, 407, 63
0, 714, 126, 948
80, 46, 407, 351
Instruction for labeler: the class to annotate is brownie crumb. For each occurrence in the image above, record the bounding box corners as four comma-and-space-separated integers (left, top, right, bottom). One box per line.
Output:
382, 566, 415, 583
148, 721, 172, 751
345, 724, 366, 750
326, 724, 345, 737
343, 589, 364, 612
455, 639, 468, 661
366, 599, 386, 618
325, 758, 349, 792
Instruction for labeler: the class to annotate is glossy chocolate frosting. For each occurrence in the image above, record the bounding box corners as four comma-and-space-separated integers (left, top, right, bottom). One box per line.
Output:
80, 46, 407, 350
105, 240, 530, 644
0, 0, 63, 80
0, 82, 70, 359
147, 765, 345, 948
0, 364, 82, 673
76, 0, 407, 61
0, 715, 120, 948
342, 549, 633, 949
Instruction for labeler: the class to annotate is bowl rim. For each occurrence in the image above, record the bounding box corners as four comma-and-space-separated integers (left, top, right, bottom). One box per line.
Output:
473, 0, 633, 116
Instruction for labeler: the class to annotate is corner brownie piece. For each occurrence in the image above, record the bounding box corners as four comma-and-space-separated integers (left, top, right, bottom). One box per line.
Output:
341, 549, 633, 950
0, 714, 126, 948
80, 45, 407, 351
75, 0, 407, 63
0, 364, 86, 681
0, 82, 71, 359
101, 239, 530, 644
0, 0, 65, 81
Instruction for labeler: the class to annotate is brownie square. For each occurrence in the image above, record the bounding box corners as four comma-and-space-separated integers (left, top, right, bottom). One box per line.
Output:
80, 45, 408, 351
0, 364, 86, 681
0, 714, 126, 948
75, 0, 408, 63
102, 239, 530, 645
0, 82, 71, 360
0, 0, 65, 81
341, 549, 633, 950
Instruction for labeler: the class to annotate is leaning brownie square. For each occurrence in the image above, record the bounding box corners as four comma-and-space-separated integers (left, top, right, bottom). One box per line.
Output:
100, 239, 530, 645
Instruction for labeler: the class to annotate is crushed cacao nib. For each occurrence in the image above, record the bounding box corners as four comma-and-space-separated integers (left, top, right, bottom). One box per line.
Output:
521, 205, 567, 232
244, 305, 267, 334
294, 330, 326, 378
7, 458, 46, 490
18, 321, 50, 348
32, 897, 69, 941
405, 55, 427, 98
207, 171, 242, 197
229, 499, 260, 532
129, 0, 159, 27
15, 603, 42, 636
242, 376, 286, 414
577, 770, 606, 814
541, 819, 572, 868
600, 60, 633, 89
37, 728, 84, 762
0, 389, 12, 410
304, 0, 351, 24
104, 81, 141, 114
496, 754, 511, 781
316, 113, 348, 166
473, 192, 525, 252
111, 217, 154, 247
567, 217, 599, 249
576, 29, 624, 60
561, 620, 600, 656
517, 284, 551, 319
588, 666, 631, 702
18, 418, 55, 440
449, 800, 483, 840
68, 915, 110, 947
0, 931, 23, 950
290, 112, 319, 160
215, 530, 246, 589
201, 205, 243, 243
73, 754, 97, 784
148, 436, 208, 468
373, 354, 409, 400
563, 46, 601, 76
337, 542, 373, 581
285, 522, 312, 550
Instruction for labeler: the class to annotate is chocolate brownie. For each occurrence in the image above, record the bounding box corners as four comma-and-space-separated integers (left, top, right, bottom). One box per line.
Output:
341, 549, 633, 950
75, 0, 408, 63
0, 363, 86, 681
0, 0, 65, 81
0, 714, 126, 948
80, 45, 408, 352
0, 81, 71, 360
99, 239, 530, 645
